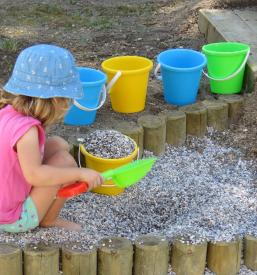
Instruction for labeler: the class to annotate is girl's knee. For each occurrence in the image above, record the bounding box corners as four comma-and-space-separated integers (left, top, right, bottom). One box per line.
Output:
46, 136, 70, 152
47, 150, 77, 168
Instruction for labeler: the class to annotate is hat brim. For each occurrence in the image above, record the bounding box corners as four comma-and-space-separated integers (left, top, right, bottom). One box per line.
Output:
3, 78, 84, 99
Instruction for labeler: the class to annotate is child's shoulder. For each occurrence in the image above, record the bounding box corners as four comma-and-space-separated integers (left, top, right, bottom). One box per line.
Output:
0, 104, 41, 126
0, 104, 15, 120
0, 104, 45, 146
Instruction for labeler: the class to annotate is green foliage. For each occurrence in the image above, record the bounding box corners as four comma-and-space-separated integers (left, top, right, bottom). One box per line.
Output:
0, 38, 19, 53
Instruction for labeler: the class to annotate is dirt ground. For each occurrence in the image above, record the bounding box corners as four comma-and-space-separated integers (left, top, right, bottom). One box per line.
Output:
0, 0, 257, 159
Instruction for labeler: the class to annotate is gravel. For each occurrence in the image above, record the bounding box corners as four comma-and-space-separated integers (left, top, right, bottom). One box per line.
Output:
82, 130, 135, 159
168, 266, 257, 275
0, 131, 256, 274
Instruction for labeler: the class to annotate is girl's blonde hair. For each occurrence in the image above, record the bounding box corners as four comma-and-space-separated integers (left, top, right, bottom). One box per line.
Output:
0, 90, 69, 127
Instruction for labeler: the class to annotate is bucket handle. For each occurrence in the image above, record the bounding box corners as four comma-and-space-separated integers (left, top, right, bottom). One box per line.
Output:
154, 63, 162, 80
73, 71, 122, 111
73, 85, 107, 112
106, 71, 122, 93
202, 50, 250, 81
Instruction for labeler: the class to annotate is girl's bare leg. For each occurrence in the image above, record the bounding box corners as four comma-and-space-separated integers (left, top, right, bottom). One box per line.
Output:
30, 137, 81, 231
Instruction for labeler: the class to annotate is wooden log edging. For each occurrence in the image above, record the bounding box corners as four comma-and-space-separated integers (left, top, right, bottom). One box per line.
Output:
137, 96, 244, 154
0, 243, 22, 275
62, 243, 97, 275
24, 243, 59, 275
0, 235, 256, 274
180, 103, 207, 137
138, 114, 166, 156
202, 99, 229, 131
98, 237, 133, 275
244, 235, 257, 271
134, 235, 169, 275
171, 239, 207, 275
160, 110, 187, 146
67, 96, 245, 161
219, 94, 245, 125
207, 239, 242, 275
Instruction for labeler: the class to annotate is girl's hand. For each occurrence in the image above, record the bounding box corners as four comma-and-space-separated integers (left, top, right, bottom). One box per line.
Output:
79, 168, 104, 190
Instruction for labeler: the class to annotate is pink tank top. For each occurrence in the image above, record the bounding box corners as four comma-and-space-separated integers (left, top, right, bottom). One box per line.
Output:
0, 105, 45, 224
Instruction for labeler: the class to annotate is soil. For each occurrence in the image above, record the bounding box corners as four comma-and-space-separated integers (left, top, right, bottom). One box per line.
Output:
0, 0, 257, 159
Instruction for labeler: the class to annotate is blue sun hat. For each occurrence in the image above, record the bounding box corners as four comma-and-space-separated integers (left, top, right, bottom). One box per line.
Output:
3, 44, 83, 99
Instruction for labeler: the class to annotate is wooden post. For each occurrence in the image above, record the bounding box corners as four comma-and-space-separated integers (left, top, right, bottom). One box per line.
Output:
180, 103, 207, 137
0, 244, 22, 275
24, 244, 59, 275
202, 99, 229, 131
134, 235, 169, 275
244, 235, 257, 271
171, 240, 207, 275
62, 243, 97, 275
161, 110, 186, 146
219, 95, 244, 125
98, 237, 133, 275
116, 121, 144, 158
207, 240, 242, 275
138, 115, 166, 155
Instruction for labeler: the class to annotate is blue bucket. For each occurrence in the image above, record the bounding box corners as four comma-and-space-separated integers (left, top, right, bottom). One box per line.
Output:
64, 67, 107, 126
155, 49, 207, 106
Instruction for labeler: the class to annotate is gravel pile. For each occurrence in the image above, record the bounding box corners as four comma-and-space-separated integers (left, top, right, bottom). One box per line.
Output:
82, 130, 135, 158
0, 134, 256, 274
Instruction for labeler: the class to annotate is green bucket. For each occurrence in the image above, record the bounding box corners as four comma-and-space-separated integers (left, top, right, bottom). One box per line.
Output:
202, 42, 250, 94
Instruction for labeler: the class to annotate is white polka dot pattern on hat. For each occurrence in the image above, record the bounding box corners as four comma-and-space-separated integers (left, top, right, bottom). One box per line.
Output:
3, 44, 83, 99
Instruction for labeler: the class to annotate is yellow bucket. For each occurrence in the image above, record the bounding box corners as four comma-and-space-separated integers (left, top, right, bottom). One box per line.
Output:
80, 140, 138, 196
101, 56, 153, 113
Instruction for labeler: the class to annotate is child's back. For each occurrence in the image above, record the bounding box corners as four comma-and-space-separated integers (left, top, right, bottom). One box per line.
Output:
0, 105, 45, 224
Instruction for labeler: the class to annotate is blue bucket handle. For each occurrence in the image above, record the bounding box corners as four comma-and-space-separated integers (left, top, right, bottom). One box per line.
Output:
203, 49, 250, 81
73, 85, 107, 111
72, 71, 122, 111
154, 63, 162, 80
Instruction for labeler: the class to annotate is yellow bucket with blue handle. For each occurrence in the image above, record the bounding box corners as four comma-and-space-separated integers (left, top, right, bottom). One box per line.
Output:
101, 56, 153, 113
80, 139, 138, 196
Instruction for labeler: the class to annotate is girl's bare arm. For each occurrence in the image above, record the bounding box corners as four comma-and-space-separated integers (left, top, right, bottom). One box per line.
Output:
16, 126, 102, 187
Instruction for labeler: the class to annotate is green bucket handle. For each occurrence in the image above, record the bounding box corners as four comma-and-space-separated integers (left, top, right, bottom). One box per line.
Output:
202, 49, 250, 82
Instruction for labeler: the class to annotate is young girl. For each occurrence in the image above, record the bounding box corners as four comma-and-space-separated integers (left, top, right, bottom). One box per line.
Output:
0, 44, 103, 233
